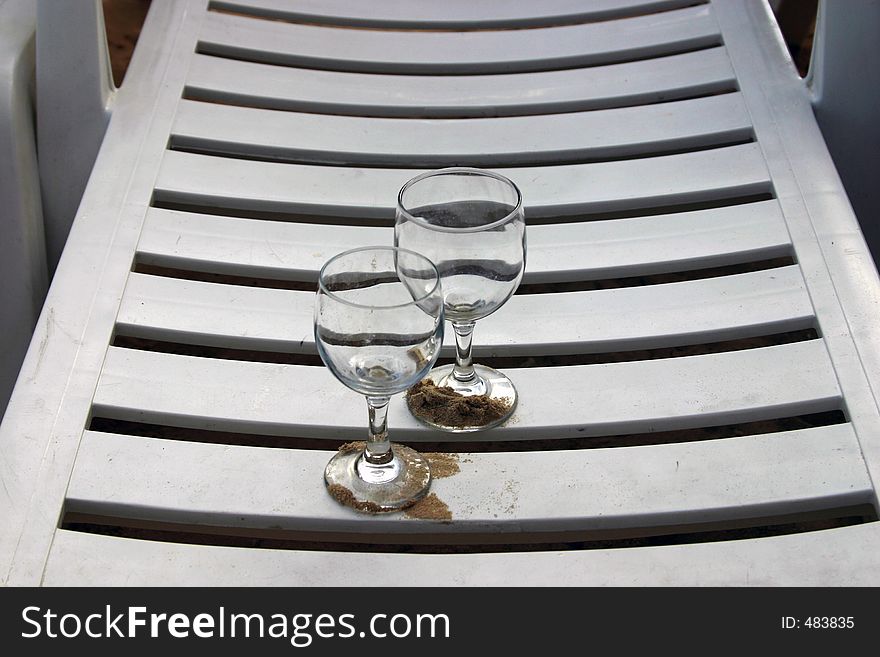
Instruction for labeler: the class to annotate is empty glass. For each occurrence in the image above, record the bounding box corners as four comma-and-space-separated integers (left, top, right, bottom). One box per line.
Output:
395, 168, 526, 432
315, 246, 444, 511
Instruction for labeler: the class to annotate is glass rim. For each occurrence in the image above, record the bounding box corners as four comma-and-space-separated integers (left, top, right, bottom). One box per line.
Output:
396, 167, 524, 234
317, 245, 442, 310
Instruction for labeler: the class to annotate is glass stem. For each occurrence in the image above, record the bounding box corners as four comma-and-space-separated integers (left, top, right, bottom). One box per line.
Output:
452, 321, 477, 383
364, 396, 393, 465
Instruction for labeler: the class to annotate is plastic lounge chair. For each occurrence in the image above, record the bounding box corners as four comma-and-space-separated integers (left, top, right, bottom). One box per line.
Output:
3, 0, 880, 586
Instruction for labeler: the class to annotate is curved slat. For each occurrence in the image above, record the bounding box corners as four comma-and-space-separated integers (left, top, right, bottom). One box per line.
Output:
171, 93, 753, 167
137, 202, 792, 284
185, 47, 736, 117
66, 424, 871, 534
198, 5, 721, 74
154, 144, 772, 220
44, 523, 880, 585
117, 267, 815, 356
91, 341, 842, 440
211, 0, 702, 29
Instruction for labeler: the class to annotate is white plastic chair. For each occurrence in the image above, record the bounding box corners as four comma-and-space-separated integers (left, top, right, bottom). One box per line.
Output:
3, 0, 880, 586
36, 0, 115, 272
0, 0, 47, 415
807, 0, 880, 263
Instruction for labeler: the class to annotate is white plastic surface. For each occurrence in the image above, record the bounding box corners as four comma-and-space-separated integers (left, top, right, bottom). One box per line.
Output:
137, 201, 792, 283
154, 144, 772, 219
91, 341, 841, 440
66, 423, 870, 534
198, 5, 720, 73
118, 267, 813, 356
3, 0, 880, 586
172, 93, 752, 166
43, 522, 880, 586
211, 0, 699, 29
186, 46, 736, 117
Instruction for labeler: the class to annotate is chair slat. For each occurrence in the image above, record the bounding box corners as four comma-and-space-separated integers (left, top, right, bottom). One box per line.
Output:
185, 46, 736, 117
153, 144, 772, 220
198, 5, 720, 74
118, 266, 814, 356
66, 424, 871, 534
44, 523, 880, 586
137, 201, 792, 284
211, 0, 701, 29
171, 93, 752, 167
91, 341, 841, 440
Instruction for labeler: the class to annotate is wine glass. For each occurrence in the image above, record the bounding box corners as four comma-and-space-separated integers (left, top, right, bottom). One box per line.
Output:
316, 246, 444, 511
395, 168, 526, 432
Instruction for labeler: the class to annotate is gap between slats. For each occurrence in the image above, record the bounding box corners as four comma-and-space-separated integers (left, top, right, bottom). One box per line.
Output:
62, 509, 876, 553
88, 409, 845, 453
110, 328, 819, 369
131, 255, 795, 293
150, 192, 777, 229
169, 130, 755, 170
184, 77, 740, 119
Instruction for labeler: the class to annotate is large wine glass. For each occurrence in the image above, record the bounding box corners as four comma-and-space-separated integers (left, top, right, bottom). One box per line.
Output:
395, 168, 526, 432
316, 246, 444, 511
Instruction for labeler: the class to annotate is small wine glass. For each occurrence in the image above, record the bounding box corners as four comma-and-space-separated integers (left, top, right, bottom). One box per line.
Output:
315, 246, 444, 511
395, 168, 526, 432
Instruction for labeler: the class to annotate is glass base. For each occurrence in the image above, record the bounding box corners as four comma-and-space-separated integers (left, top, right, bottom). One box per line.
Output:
324, 442, 431, 512
407, 363, 517, 433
